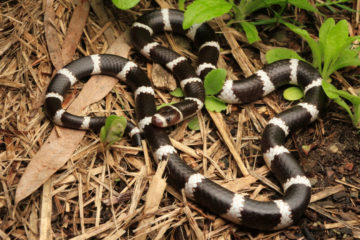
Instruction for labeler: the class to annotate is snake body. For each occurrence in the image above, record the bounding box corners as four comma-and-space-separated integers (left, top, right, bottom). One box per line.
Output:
44, 9, 326, 230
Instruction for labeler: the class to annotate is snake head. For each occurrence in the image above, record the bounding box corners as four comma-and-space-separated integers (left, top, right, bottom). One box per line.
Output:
152, 106, 181, 127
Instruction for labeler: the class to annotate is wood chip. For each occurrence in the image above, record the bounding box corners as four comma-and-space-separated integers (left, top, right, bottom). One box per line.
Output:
310, 185, 346, 203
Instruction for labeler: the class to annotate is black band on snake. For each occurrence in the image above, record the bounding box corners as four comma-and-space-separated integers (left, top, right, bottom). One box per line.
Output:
44, 9, 326, 230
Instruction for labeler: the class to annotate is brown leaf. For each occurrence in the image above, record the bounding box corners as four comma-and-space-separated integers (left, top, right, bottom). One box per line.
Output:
44, 0, 63, 70
62, 0, 90, 65
151, 63, 177, 91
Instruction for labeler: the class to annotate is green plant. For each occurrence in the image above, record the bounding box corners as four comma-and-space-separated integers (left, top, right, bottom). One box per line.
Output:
182, 0, 317, 43
203, 68, 228, 112
112, 0, 140, 10
100, 116, 128, 147
266, 18, 360, 127
170, 88, 184, 97
170, 68, 228, 113
166, 68, 227, 130
283, 86, 304, 101
178, 0, 185, 10
188, 116, 200, 130
316, 0, 358, 13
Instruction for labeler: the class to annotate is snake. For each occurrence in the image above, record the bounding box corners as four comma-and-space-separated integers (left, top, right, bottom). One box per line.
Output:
44, 9, 326, 230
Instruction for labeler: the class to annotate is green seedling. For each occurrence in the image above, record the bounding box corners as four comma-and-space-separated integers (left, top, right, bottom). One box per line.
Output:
266, 18, 360, 127
112, 0, 139, 10
182, 0, 317, 43
100, 116, 127, 147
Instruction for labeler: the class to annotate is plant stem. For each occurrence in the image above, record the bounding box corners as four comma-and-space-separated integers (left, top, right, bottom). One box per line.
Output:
232, 2, 245, 21
316, 0, 353, 7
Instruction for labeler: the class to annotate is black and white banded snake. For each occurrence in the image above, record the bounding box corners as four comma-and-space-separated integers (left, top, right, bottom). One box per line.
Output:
44, 9, 325, 230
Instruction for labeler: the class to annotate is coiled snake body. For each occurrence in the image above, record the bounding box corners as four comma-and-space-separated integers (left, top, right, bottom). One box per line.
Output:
45, 9, 325, 230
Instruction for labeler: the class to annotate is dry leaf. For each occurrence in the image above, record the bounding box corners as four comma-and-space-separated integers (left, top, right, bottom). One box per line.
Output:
44, 0, 63, 70
62, 0, 90, 65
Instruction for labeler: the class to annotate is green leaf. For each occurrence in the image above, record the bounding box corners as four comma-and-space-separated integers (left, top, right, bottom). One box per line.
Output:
332, 56, 360, 72
283, 86, 304, 101
266, 48, 305, 63
319, 18, 335, 58
263, 0, 287, 5
204, 68, 227, 95
322, 80, 354, 121
170, 88, 184, 97
240, 21, 261, 43
354, 104, 360, 128
323, 20, 350, 75
100, 116, 127, 146
332, 89, 360, 105
333, 97, 353, 119
323, 36, 360, 74
112, 0, 140, 10
322, 79, 340, 99
183, 0, 232, 29
244, 0, 282, 15
156, 102, 176, 111
288, 0, 317, 12
178, 0, 185, 10
336, 3, 358, 13
99, 128, 106, 143
325, 83, 360, 128
283, 22, 321, 69
204, 96, 227, 112
188, 117, 200, 130
244, 0, 316, 16
330, 49, 360, 73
